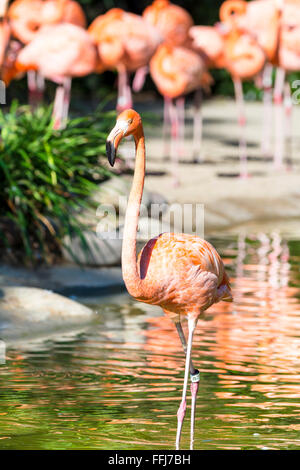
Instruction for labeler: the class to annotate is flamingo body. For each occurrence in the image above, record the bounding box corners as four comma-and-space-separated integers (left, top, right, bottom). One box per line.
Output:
143, 0, 193, 46
8, 0, 86, 44
88, 8, 162, 72
224, 31, 266, 79
16, 23, 97, 80
150, 43, 204, 99
189, 26, 225, 67
137, 233, 231, 318
223, 0, 280, 63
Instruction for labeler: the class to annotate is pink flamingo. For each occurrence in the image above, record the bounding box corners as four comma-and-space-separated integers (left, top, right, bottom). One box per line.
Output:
106, 108, 232, 449
15, 23, 97, 128
150, 43, 205, 184
88, 8, 162, 113
8, 0, 86, 104
273, 0, 300, 169
189, 25, 225, 162
133, 0, 194, 158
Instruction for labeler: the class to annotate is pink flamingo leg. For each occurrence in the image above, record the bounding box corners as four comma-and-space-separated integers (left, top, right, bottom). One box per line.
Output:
192, 88, 203, 163
273, 67, 285, 170
284, 81, 292, 170
52, 84, 64, 130
261, 64, 273, 157
176, 96, 185, 159
175, 317, 197, 450
169, 98, 180, 186
27, 71, 45, 107
233, 78, 248, 179
117, 69, 133, 113
62, 77, 72, 128
190, 375, 200, 450
163, 96, 171, 158
52, 77, 72, 130
132, 66, 149, 93
175, 321, 200, 450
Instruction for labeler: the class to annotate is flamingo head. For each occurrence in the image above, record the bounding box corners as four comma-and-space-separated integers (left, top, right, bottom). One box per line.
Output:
106, 109, 142, 166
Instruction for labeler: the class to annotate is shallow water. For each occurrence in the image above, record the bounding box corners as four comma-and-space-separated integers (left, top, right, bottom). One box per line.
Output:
1, 233, 300, 450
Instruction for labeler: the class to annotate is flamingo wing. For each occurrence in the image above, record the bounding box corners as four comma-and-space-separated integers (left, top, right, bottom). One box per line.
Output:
137, 233, 232, 314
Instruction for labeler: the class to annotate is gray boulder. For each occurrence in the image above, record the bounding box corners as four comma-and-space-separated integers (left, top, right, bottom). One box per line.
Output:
0, 286, 94, 341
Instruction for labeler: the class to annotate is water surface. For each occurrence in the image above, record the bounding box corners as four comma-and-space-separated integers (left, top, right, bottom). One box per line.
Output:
1, 233, 300, 450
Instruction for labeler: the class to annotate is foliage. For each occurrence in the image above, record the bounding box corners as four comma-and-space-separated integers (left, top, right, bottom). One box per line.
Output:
0, 101, 115, 265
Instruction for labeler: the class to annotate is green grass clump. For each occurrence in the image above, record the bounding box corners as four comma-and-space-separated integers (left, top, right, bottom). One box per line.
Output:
0, 101, 115, 265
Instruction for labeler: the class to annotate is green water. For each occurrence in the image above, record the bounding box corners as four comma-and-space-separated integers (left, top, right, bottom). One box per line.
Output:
1, 234, 300, 450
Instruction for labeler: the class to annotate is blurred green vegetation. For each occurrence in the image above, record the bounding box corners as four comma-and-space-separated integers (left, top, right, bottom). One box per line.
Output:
0, 101, 115, 265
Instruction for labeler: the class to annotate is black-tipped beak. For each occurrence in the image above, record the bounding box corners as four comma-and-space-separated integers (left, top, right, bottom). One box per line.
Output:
106, 125, 124, 167
106, 140, 116, 167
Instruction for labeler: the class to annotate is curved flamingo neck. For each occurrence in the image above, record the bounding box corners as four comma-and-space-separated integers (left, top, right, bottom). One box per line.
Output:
121, 125, 145, 299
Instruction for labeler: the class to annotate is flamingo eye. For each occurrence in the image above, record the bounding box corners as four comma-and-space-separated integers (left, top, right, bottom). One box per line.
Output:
128, 118, 133, 124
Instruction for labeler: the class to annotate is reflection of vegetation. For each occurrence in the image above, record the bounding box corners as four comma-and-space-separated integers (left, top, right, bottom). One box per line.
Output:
0, 102, 115, 264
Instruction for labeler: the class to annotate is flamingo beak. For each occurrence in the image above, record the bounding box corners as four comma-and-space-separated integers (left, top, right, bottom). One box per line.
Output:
106, 121, 128, 167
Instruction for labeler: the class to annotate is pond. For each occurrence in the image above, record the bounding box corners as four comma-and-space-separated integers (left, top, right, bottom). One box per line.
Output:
0, 233, 300, 450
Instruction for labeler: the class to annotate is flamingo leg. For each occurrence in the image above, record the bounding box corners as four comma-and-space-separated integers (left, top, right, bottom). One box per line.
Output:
163, 96, 171, 158
27, 71, 45, 107
117, 69, 133, 113
175, 321, 197, 374
27, 71, 37, 106
176, 316, 197, 450
175, 321, 200, 450
261, 64, 273, 158
284, 81, 292, 170
273, 67, 285, 170
132, 65, 149, 93
233, 78, 248, 178
169, 98, 180, 187
62, 77, 72, 127
192, 88, 203, 163
176, 96, 185, 159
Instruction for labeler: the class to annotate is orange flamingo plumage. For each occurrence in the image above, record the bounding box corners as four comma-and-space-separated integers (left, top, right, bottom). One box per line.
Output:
220, 0, 280, 63
106, 109, 232, 449
133, 0, 194, 99
150, 43, 205, 183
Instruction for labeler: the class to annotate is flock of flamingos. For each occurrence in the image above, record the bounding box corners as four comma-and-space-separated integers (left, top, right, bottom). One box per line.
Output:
1, 0, 300, 451
1, 0, 300, 177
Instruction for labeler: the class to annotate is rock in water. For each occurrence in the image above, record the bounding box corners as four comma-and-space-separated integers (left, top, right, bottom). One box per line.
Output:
0, 287, 94, 341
